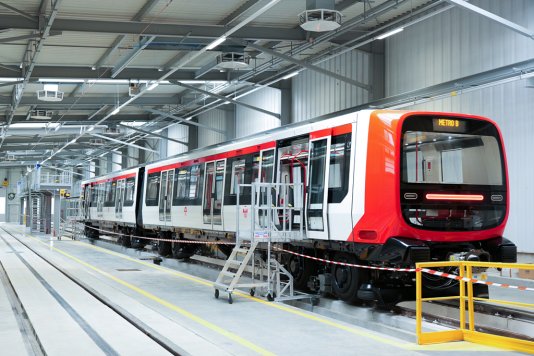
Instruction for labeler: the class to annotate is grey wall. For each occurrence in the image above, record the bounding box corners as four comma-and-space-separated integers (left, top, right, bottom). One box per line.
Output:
235, 87, 281, 137
291, 49, 373, 122
385, 0, 534, 253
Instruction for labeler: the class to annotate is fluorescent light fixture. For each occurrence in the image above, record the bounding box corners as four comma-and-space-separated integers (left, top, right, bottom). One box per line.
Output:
43, 83, 59, 91
69, 138, 77, 145
39, 78, 85, 83
376, 27, 404, 40
11, 123, 60, 129
282, 71, 300, 80
146, 81, 159, 91
120, 121, 147, 127
110, 107, 120, 116
153, 128, 163, 133
87, 126, 95, 132
0, 77, 23, 82
206, 36, 227, 50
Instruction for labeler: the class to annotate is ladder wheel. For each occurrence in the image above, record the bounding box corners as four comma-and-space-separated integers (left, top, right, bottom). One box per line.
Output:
228, 293, 233, 304
214, 289, 219, 299
250, 288, 255, 297
267, 293, 274, 302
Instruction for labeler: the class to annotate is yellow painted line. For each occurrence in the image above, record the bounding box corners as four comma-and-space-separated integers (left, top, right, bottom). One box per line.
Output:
16, 229, 500, 352
19, 233, 273, 356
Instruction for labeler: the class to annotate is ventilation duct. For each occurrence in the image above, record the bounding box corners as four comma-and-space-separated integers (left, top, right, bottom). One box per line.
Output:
217, 52, 250, 70
299, 0, 342, 32
37, 83, 64, 102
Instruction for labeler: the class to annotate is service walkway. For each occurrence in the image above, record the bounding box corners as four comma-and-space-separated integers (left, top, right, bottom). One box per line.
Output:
0, 223, 525, 355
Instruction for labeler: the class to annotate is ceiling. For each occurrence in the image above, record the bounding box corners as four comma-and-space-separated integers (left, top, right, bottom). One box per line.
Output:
0, 0, 445, 171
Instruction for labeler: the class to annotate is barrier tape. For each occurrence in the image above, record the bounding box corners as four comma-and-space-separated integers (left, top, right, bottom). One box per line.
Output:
274, 247, 534, 292
81, 225, 533, 291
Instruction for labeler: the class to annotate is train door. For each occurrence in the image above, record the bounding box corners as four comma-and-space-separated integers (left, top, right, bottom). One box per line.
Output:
115, 179, 125, 219
158, 169, 174, 222
202, 160, 225, 228
83, 185, 90, 219
97, 183, 104, 218
306, 135, 331, 240
277, 138, 309, 229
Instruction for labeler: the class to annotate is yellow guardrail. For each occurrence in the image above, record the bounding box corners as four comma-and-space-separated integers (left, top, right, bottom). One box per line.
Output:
416, 261, 534, 354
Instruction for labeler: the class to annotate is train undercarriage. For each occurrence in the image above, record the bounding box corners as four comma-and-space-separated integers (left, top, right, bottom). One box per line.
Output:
84, 221, 517, 306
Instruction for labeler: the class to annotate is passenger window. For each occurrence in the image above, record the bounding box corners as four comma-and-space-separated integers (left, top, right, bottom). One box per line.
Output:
189, 165, 201, 199
230, 159, 246, 195
124, 177, 135, 206
176, 167, 191, 199
328, 133, 351, 203
145, 173, 160, 206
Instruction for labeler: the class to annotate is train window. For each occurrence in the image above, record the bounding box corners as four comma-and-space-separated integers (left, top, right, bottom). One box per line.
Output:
90, 185, 97, 207
308, 139, 328, 231
260, 150, 274, 183
172, 167, 191, 205
230, 159, 246, 195
124, 177, 135, 206
176, 167, 191, 199
145, 173, 160, 206
189, 165, 201, 200
104, 181, 115, 207
328, 133, 351, 203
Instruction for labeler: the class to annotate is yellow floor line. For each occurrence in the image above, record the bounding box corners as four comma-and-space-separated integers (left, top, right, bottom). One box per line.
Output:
15, 228, 503, 352
20, 233, 273, 356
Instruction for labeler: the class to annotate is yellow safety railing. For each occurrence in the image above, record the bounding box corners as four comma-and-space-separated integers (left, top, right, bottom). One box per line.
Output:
416, 261, 534, 354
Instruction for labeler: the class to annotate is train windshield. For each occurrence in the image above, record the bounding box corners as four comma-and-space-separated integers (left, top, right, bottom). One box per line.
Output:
400, 116, 506, 231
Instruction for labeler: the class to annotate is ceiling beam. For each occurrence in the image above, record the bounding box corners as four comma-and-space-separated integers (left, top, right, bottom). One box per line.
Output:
0, 2, 37, 22
0, 65, 274, 82
111, 36, 157, 78
0, 96, 180, 106
171, 80, 281, 118
0, 14, 306, 41
444, 0, 534, 39
90, 133, 158, 153
241, 40, 371, 91
117, 123, 188, 145
141, 107, 226, 133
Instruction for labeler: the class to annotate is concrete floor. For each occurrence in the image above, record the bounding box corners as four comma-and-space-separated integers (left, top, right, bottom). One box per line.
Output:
0, 223, 527, 355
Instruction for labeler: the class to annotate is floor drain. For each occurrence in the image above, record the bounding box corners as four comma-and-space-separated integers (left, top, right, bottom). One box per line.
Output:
116, 269, 141, 272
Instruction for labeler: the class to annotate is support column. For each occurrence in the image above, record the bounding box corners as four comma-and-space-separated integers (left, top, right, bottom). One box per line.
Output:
112, 150, 122, 171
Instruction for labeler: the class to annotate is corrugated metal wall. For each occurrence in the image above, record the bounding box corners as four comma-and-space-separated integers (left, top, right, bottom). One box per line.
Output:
235, 87, 281, 137
291, 49, 371, 122
385, 0, 534, 253
167, 124, 189, 157
198, 108, 234, 148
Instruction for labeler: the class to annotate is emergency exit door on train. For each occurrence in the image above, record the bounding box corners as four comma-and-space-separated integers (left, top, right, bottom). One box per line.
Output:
306, 135, 331, 240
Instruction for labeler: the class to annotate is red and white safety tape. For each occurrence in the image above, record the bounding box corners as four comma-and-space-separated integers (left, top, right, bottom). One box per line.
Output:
274, 247, 534, 292
83, 226, 534, 292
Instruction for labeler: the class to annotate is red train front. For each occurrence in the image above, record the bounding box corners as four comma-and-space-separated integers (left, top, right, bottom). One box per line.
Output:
342, 111, 517, 303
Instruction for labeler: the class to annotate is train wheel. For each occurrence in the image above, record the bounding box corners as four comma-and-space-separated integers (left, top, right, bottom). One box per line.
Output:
287, 251, 317, 290
157, 234, 172, 257
331, 253, 365, 304
119, 229, 131, 247
172, 238, 198, 259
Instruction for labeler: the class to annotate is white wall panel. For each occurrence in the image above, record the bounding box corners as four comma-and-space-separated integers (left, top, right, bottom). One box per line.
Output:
292, 49, 371, 122
198, 109, 234, 148
167, 124, 189, 157
385, 0, 534, 253
235, 87, 281, 138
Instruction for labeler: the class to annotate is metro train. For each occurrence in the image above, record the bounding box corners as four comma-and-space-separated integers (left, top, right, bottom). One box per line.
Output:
80, 109, 517, 304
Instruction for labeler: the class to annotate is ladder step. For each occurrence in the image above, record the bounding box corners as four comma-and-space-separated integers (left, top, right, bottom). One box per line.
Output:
221, 271, 236, 278
226, 259, 242, 266
234, 248, 249, 254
